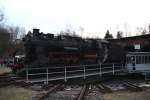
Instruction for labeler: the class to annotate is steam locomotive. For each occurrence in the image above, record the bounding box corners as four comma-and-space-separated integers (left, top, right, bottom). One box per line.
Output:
24, 29, 125, 66
11, 29, 126, 74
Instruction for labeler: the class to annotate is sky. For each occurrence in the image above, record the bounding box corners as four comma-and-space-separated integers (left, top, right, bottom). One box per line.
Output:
1, 0, 150, 38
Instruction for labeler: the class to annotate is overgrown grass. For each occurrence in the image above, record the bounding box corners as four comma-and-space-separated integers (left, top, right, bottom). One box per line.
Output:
0, 66, 11, 75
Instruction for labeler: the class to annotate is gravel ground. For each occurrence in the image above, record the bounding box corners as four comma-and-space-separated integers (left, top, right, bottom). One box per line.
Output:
104, 88, 150, 100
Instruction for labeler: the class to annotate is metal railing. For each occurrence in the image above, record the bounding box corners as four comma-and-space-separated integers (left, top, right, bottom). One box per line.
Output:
26, 63, 125, 83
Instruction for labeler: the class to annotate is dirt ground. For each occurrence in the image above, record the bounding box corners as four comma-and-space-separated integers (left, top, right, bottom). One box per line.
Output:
0, 67, 37, 100
0, 86, 150, 100
104, 88, 150, 100
1, 67, 150, 100
0, 86, 37, 100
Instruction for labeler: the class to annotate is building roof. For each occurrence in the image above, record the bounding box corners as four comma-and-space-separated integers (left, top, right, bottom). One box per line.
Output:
108, 34, 150, 41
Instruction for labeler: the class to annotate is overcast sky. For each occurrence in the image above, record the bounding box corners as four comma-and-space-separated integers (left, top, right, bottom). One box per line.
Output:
1, 0, 150, 38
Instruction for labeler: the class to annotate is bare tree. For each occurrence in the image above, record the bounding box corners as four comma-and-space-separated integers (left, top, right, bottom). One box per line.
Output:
79, 26, 84, 37
19, 28, 26, 39
0, 27, 11, 56
136, 27, 147, 35
0, 10, 26, 56
8, 26, 26, 40
59, 27, 78, 37
0, 10, 4, 23
0, 12, 4, 22
142, 28, 146, 35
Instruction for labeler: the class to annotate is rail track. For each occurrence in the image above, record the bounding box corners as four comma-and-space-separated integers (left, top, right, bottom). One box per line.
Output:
0, 73, 147, 100
36, 84, 108, 100
0, 74, 15, 88
77, 84, 89, 100
35, 84, 87, 100
36, 84, 64, 100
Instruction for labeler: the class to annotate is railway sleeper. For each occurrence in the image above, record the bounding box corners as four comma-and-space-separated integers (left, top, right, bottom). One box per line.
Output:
0, 82, 13, 88
123, 82, 142, 92
97, 84, 112, 93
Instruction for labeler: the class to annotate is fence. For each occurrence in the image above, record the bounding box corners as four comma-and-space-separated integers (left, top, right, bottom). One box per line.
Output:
25, 63, 125, 83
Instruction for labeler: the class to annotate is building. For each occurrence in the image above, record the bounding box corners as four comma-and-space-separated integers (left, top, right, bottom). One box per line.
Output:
108, 34, 150, 75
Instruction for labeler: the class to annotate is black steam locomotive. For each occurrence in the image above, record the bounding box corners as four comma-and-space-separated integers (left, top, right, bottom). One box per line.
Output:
23, 29, 125, 67
11, 29, 126, 75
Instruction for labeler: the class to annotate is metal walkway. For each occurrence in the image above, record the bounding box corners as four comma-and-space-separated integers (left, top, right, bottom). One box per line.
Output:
25, 63, 126, 83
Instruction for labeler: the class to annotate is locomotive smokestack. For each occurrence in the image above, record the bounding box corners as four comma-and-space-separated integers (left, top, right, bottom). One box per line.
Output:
33, 29, 40, 38
33, 29, 40, 33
